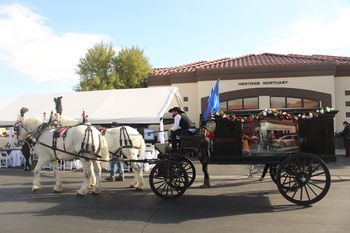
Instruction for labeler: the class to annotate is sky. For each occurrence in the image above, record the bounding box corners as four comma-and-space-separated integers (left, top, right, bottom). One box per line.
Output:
1, 0, 350, 106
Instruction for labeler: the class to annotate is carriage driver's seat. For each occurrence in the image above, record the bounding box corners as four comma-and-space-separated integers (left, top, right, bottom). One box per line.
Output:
178, 128, 203, 157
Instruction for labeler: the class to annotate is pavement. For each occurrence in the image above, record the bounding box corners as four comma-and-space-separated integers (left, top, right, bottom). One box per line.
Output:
0, 151, 349, 233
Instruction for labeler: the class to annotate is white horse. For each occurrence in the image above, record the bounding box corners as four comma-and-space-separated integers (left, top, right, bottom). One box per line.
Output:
55, 115, 146, 190
15, 114, 109, 196
104, 126, 146, 190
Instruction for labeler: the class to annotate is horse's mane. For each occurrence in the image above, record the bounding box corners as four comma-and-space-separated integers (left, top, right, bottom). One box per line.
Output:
23, 117, 43, 132
55, 115, 79, 126
106, 126, 141, 137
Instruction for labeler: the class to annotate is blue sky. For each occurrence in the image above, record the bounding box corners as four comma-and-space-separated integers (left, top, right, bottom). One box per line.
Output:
1, 0, 350, 106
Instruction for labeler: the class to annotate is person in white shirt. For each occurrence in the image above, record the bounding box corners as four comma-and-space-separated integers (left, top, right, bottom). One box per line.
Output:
168, 107, 192, 152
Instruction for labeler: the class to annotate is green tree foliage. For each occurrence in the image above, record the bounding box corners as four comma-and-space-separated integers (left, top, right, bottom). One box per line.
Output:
75, 42, 152, 91
113, 47, 152, 88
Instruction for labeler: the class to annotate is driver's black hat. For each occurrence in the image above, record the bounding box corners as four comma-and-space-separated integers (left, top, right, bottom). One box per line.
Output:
168, 107, 184, 113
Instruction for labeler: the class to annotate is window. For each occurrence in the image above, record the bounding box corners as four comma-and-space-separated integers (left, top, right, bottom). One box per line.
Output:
346, 101, 350, 107
220, 97, 258, 111
183, 97, 188, 102
220, 102, 227, 111
271, 97, 286, 108
228, 99, 243, 110
243, 97, 258, 109
184, 107, 189, 112
345, 90, 350, 95
287, 97, 302, 108
346, 112, 350, 118
271, 96, 320, 109
304, 99, 320, 108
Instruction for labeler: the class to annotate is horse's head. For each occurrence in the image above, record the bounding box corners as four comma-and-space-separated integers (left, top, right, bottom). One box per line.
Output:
14, 108, 42, 141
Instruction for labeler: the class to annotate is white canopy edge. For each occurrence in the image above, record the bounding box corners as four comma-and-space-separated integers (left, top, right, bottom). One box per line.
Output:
0, 86, 183, 126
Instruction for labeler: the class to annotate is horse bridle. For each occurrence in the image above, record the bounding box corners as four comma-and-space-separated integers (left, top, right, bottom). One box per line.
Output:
14, 121, 36, 141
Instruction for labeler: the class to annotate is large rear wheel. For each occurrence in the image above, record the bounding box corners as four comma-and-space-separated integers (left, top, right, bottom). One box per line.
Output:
276, 153, 331, 206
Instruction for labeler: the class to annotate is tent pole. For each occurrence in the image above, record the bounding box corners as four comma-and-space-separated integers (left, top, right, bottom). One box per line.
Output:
9, 127, 13, 147
159, 118, 165, 143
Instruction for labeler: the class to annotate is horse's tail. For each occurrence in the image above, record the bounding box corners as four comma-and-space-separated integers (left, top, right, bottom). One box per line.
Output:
99, 135, 110, 169
138, 136, 146, 157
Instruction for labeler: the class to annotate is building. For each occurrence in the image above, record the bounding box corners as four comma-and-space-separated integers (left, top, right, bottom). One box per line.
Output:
148, 53, 350, 132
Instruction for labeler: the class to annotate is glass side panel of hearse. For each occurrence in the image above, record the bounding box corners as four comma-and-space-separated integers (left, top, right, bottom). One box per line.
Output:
242, 120, 299, 154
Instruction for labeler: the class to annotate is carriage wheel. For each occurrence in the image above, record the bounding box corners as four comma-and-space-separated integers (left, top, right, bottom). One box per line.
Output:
276, 153, 331, 206
269, 164, 278, 184
177, 157, 196, 187
149, 160, 189, 199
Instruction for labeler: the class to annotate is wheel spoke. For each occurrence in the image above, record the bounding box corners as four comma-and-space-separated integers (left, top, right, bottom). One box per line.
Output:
306, 183, 318, 196
310, 164, 321, 173
165, 184, 169, 196
300, 186, 303, 201
156, 181, 166, 190
153, 176, 165, 180
169, 186, 174, 196
294, 159, 302, 173
311, 171, 326, 177
282, 178, 297, 186
291, 186, 298, 199
308, 181, 324, 190
284, 164, 296, 174
159, 182, 167, 194
153, 180, 166, 185
304, 185, 311, 200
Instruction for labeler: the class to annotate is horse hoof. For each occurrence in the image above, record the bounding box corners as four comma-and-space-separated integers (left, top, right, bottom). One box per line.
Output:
76, 192, 86, 197
53, 190, 62, 193
134, 187, 143, 192
32, 186, 40, 193
129, 185, 136, 188
32, 188, 39, 193
92, 191, 100, 195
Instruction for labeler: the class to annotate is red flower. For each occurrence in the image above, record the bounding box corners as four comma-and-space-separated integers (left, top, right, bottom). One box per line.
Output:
206, 132, 214, 138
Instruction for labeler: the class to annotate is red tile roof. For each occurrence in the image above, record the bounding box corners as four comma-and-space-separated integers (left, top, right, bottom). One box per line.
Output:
151, 53, 350, 76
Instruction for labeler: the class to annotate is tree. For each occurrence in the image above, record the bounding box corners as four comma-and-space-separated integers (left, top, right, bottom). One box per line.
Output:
75, 43, 152, 91
113, 47, 152, 88
75, 42, 117, 91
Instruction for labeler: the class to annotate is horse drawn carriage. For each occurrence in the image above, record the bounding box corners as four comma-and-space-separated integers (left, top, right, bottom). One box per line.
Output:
147, 108, 337, 206
14, 100, 337, 206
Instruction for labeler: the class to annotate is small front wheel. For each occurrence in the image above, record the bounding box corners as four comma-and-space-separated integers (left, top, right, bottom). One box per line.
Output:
149, 160, 189, 199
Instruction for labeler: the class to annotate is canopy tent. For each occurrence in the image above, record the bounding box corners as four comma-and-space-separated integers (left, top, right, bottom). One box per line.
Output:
0, 86, 184, 127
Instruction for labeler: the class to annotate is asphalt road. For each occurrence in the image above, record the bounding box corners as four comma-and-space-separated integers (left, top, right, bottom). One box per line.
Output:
0, 154, 349, 233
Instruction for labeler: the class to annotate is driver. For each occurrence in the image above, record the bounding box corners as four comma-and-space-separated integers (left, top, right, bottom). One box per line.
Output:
168, 107, 193, 152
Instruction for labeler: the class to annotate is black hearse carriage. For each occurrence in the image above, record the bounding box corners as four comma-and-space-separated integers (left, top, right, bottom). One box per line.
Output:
148, 108, 337, 206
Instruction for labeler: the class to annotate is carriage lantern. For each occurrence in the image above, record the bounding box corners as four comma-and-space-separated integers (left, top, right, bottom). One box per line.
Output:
205, 119, 216, 133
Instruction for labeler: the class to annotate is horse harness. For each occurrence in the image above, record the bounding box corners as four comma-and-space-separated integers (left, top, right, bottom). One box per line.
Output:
109, 126, 142, 162
33, 124, 106, 162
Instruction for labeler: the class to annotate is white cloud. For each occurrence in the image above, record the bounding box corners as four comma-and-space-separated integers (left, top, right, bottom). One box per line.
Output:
0, 4, 110, 82
258, 6, 350, 56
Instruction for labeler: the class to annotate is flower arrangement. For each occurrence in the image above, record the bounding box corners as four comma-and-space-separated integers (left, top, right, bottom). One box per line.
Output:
218, 107, 334, 123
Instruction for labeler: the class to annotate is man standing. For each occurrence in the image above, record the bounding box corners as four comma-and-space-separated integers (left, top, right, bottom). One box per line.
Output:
105, 122, 125, 182
168, 107, 193, 152
342, 121, 350, 157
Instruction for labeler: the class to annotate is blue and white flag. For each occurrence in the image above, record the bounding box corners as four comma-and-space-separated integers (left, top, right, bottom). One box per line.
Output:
203, 79, 220, 120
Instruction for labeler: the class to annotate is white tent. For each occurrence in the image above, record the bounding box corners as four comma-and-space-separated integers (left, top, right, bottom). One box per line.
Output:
0, 86, 184, 126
